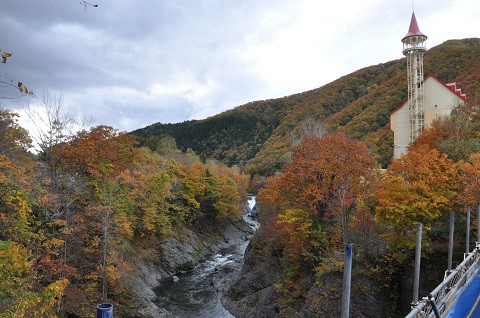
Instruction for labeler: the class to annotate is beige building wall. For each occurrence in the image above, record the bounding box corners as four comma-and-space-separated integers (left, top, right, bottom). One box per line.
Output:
391, 76, 465, 159
423, 77, 464, 126
391, 102, 410, 159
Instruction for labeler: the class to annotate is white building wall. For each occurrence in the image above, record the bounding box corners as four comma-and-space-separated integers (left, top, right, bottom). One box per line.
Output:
423, 77, 465, 126
391, 76, 465, 159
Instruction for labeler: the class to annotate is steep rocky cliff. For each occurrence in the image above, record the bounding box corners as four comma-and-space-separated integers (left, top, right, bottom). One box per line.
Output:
224, 229, 397, 318
130, 213, 255, 318
224, 205, 397, 318
223, 231, 282, 317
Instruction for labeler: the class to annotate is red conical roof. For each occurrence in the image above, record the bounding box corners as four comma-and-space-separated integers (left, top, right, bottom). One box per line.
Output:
402, 12, 427, 40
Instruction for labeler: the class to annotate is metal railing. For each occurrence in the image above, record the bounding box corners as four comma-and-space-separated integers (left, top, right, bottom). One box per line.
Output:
405, 245, 480, 318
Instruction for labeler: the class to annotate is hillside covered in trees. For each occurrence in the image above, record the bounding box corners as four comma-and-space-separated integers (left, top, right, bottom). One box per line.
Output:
133, 38, 480, 174
0, 106, 250, 317
223, 100, 480, 317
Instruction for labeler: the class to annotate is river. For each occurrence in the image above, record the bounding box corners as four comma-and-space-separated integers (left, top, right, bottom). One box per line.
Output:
153, 197, 258, 318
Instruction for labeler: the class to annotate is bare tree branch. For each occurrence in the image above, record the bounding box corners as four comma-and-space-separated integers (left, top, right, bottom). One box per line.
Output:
291, 117, 327, 147
79, 0, 99, 11
1, 52, 36, 99
23, 91, 93, 149
0, 77, 36, 99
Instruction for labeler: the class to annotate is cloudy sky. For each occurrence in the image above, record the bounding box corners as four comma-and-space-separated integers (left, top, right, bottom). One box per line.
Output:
1, 0, 479, 132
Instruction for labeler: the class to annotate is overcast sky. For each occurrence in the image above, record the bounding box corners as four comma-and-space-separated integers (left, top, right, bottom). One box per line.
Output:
1, 0, 479, 132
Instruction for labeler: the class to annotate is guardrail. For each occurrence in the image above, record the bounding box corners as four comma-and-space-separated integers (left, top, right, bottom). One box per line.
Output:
405, 246, 480, 318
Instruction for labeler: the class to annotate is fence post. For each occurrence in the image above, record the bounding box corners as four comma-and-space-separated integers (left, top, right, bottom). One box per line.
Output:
413, 222, 422, 305
341, 243, 352, 318
448, 212, 455, 272
466, 206, 471, 254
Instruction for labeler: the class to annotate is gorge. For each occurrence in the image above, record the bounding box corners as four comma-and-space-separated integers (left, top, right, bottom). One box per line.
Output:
133, 197, 259, 318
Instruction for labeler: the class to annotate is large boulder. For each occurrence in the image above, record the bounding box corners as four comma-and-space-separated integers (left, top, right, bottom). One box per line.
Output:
223, 232, 281, 318
159, 230, 205, 272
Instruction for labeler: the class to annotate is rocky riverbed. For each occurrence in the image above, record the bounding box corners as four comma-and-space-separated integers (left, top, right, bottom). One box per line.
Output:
130, 199, 258, 318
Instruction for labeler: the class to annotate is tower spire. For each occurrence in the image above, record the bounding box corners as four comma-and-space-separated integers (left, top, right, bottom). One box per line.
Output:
402, 12, 427, 143
403, 12, 427, 41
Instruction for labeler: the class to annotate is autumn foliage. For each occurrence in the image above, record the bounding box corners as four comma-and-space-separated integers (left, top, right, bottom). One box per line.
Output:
0, 109, 249, 317
0, 110, 67, 316
461, 153, 480, 206
257, 116, 478, 310
260, 132, 378, 244
258, 132, 378, 304
0, 58, 478, 314
375, 144, 461, 256
413, 100, 480, 162
374, 99, 479, 260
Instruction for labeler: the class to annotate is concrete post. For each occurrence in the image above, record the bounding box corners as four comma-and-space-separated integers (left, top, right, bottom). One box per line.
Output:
466, 206, 471, 254
477, 202, 480, 246
448, 212, 455, 272
412, 222, 422, 305
341, 244, 353, 318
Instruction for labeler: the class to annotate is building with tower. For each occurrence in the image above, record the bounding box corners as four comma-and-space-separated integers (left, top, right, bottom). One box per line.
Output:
390, 12, 467, 158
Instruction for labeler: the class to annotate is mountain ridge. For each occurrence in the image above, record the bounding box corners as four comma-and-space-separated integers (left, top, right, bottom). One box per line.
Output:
132, 38, 480, 174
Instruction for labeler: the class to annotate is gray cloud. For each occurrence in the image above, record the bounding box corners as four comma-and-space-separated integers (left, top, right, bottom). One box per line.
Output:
1, 0, 479, 132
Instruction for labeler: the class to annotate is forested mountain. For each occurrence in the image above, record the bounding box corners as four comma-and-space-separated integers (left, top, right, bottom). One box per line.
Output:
133, 38, 480, 174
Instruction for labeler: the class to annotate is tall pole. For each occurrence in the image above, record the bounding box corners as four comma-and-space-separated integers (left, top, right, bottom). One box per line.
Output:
413, 222, 422, 305
448, 212, 455, 272
341, 244, 353, 318
466, 206, 471, 254
477, 202, 480, 245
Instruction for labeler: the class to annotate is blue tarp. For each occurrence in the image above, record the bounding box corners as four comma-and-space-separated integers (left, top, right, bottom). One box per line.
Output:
446, 269, 480, 318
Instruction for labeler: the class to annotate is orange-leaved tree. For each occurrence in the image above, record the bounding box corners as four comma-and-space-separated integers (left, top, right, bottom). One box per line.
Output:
57, 125, 138, 183
413, 100, 480, 162
375, 144, 462, 258
261, 132, 378, 245
55, 125, 139, 301
258, 132, 378, 305
461, 153, 480, 207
